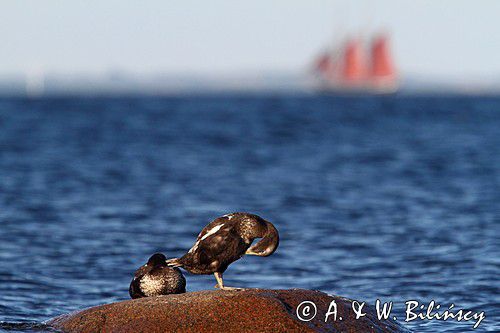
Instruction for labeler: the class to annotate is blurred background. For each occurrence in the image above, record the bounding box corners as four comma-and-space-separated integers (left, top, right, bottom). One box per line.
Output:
0, 1, 499, 332
1, 0, 500, 95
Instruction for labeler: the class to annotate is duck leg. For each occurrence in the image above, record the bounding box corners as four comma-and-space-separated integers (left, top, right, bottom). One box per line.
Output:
213, 272, 242, 290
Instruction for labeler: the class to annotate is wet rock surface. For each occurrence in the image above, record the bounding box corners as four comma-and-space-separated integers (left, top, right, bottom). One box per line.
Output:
47, 289, 411, 332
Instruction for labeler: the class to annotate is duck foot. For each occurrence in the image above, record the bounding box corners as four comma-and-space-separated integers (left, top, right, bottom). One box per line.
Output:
214, 284, 244, 290
213, 272, 245, 290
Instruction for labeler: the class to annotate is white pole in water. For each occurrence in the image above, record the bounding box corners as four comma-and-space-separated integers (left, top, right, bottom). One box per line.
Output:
25, 68, 45, 97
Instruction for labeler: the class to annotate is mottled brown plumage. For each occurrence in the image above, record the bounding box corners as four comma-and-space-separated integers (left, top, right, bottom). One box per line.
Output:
129, 253, 186, 299
167, 212, 279, 290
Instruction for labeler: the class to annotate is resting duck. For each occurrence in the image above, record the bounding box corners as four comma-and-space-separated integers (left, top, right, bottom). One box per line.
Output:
167, 212, 279, 290
129, 253, 186, 299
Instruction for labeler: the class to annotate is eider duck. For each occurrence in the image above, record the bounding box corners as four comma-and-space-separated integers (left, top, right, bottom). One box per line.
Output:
129, 253, 186, 299
167, 212, 279, 290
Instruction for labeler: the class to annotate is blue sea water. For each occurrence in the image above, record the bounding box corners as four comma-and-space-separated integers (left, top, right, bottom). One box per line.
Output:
0, 94, 498, 332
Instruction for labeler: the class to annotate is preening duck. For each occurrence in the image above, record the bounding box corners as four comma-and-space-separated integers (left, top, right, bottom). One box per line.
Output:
167, 212, 279, 290
129, 253, 186, 299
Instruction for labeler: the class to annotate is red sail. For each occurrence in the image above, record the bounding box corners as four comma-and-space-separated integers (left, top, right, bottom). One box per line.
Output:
341, 39, 366, 83
313, 33, 398, 92
370, 34, 396, 81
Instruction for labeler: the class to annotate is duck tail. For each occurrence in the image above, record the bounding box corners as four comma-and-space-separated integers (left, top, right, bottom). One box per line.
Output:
166, 258, 183, 268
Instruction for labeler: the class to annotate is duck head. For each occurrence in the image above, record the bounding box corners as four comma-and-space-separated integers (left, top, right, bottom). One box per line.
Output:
246, 221, 279, 257
146, 253, 167, 266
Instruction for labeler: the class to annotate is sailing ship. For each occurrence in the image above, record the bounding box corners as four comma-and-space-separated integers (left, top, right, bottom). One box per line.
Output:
313, 33, 398, 93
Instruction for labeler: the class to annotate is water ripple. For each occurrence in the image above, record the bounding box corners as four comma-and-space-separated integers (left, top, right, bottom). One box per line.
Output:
0, 95, 499, 332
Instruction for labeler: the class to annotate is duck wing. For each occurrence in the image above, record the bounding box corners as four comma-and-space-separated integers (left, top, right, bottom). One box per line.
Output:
171, 217, 247, 273
196, 222, 249, 270
129, 269, 146, 299
184, 217, 232, 255
166, 218, 228, 268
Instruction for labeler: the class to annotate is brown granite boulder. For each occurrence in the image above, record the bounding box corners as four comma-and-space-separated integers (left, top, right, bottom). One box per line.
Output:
47, 289, 411, 333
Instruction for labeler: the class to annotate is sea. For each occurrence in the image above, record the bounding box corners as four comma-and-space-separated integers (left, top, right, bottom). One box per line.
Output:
0, 94, 498, 332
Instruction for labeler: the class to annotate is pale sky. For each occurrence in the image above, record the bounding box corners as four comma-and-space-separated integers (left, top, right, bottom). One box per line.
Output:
1, 0, 499, 78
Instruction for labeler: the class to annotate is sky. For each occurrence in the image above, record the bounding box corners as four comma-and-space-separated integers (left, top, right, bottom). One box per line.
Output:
1, 1, 500, 78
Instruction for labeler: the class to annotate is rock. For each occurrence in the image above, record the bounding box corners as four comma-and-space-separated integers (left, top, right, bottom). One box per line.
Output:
47, 289, 411, 333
